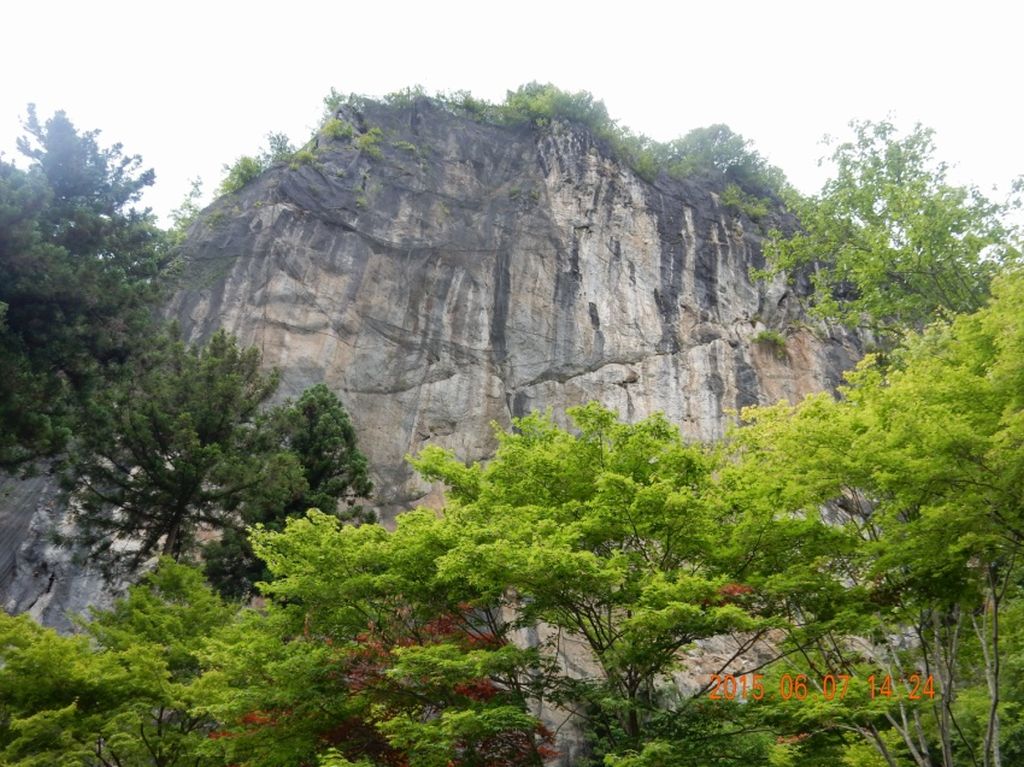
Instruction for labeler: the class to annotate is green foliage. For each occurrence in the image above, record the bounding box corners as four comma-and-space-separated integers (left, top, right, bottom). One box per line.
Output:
381, 84, 429, 108
354, 126, 384, 158
720, 182, 770, 219
288, 148, 318, 170
218, 132, 300, 196
217, 154, 263, 195
322, 117, 354, 140
204, 383, 374, 598
322, 86, 348, 119
64, 328, 305, 574
412, 403, 770, 757
664, 124, 786, 197
498, 82, 613, 129
761, 119, 1020, 334
0, 560, 230, 767
65, 328, 372, 594
752, 329, 787, 356
259, 131, 296, 166
730, 268, 1024, 765
0, 106, 168, 468
187, 405, 776, 764
195, 508, 552, 766
167, 176, 204, 245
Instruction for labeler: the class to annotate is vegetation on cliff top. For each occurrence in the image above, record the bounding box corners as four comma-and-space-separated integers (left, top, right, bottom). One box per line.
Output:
221, 83, 1021, 337
217, 83, 787, 203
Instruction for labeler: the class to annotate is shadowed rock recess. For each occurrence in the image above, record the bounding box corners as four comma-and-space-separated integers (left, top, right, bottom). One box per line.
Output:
1, 97, 860, 626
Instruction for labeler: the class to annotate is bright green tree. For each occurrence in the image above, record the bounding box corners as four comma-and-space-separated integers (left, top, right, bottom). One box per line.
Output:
195, 508, 551, 766
411, 403, 773, 762
0, 560, 232, 767
730, 268, 1024, 765
193, 405, 779, 765
761, 120, 1019, 335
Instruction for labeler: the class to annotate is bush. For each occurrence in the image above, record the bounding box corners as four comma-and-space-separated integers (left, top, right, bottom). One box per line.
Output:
721, 183, 770, 220
752, 329, 787, 357
322, 118, 354, 140
355, 127, 384, 159
288, 149, 317, 170
218, 155, 263, 195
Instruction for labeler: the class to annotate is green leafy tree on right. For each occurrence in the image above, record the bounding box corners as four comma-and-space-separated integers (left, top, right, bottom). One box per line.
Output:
728, 269, 1024, 766
759, 120, 1020, 335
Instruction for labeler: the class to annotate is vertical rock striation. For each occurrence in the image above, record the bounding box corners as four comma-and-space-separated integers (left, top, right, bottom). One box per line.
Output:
170, 98, 859, 519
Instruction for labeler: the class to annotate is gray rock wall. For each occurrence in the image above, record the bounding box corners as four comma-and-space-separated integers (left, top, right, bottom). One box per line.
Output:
170, 99, 858, 519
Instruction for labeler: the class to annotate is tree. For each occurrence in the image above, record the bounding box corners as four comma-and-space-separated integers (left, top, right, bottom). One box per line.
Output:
729, 268, 1024, 765
217, 131, 297, 196
662, 123, 786, 198
66, 328, 307, 574
761, 120, 1020, 334
412, 403, 772, 761
192, 406, 780, 765
0, 560, 231, 767
204, 383, 374, 598
0, 106, 167, 467
196, 510, 552, 767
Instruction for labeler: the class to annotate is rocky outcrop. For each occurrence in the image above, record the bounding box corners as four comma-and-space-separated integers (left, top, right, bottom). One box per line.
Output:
0, 467, 117, 631
170, 98, 859, 519
1, 97, 860, 625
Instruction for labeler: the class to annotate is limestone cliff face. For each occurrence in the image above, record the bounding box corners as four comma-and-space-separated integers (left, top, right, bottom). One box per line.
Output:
171, 98, 859, 517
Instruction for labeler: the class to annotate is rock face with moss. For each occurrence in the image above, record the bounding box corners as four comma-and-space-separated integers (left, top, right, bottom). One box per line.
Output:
169, 98, 859, 519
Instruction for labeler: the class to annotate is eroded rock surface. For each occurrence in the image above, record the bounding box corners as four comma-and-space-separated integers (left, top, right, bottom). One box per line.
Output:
170, 99, 859, 519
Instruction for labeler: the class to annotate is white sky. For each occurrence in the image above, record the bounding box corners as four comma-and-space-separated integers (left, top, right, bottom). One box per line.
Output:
2, 0, 1021, 225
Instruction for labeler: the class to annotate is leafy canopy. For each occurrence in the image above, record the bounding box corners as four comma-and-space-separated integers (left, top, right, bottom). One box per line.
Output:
0, 560, 232, 767
761, 119, 1020, 334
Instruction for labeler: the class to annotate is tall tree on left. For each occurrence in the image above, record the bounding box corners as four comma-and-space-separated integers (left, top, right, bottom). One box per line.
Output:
65, 329, 310, 575
0, 106, 167, 468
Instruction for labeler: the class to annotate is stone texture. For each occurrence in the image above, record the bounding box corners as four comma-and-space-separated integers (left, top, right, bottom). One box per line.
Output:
170, 99, 860, 520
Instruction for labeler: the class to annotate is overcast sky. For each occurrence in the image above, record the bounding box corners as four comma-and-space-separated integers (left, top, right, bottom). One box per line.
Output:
2, 0, 1021, 225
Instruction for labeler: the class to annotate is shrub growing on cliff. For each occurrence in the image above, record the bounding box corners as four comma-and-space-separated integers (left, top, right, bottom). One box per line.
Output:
218, 154, 263, 195
217, 132, 300, 196
752, 328, 787, 357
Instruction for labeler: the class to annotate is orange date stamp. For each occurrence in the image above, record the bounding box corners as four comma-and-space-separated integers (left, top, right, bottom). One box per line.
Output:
707, 673, 936, 702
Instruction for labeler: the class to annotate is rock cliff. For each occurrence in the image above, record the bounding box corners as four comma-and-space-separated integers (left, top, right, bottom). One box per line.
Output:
1, 97, 860, 624
170, 98, 859, 518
